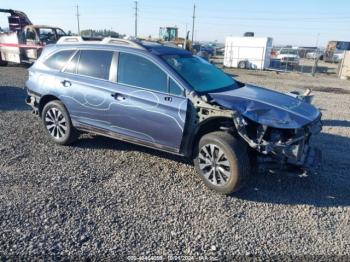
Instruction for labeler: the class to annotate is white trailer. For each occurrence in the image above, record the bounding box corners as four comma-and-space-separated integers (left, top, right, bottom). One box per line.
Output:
224, 36, 273, 70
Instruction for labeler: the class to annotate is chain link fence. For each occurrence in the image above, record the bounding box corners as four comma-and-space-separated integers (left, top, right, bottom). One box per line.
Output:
212, 47, 340, 76
269, 48, 339, 75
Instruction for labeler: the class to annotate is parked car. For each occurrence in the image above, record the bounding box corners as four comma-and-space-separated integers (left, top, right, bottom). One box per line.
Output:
306, 50, 324, 60
192, 44, 215, 57
277, 48, 300, 67
332, 50, 345, 63
25, 37, 322, 194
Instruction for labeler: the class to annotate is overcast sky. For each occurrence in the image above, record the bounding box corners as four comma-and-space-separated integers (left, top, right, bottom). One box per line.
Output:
0, 0, 349, 46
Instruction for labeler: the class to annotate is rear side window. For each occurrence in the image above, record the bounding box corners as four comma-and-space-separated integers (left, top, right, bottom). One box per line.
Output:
117, 52, 167, 93
44, 50, 74, 70
64, 51, 79, 74
77, 50, 113, 80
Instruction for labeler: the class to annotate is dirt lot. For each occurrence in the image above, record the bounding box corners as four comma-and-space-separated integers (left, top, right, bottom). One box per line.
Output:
0, 65, 349, 259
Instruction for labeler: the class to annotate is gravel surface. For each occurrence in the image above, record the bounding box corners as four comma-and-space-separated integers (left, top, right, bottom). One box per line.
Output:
0, 65, 349, 260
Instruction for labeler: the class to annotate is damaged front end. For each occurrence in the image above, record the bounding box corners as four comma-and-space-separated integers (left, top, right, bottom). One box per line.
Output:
233, 113, 322, 170
208, 84, 323, 171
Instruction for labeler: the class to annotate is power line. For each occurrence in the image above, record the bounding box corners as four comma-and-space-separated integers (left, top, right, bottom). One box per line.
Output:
134, 1, 138, 38
76, 4, 80, 35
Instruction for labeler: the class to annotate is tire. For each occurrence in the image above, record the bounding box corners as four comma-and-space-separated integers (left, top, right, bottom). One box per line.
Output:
238, 61, 246, 69
0, 59, 8, 66
194, 131, 251, 194
42, 100, 78, 145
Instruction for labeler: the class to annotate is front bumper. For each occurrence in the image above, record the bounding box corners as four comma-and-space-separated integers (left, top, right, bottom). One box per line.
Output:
234, 114, 322, 169
270, 118, 322, 168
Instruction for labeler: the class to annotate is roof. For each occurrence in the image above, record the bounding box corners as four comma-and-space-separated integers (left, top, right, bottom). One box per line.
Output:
55, 36, 192, 56
141, 41, 192, 56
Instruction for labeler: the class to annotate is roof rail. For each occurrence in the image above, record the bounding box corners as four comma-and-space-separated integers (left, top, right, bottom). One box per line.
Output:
56, 36, 146, 50
101, 37, 145, 50
56, 36, 84, 44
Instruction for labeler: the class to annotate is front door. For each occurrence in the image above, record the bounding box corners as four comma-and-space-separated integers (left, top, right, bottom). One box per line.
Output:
107, 52, 187, 150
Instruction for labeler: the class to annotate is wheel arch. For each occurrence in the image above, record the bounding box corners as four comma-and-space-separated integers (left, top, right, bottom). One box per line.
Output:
187, 116, 236, 158
38, 95, 61, 117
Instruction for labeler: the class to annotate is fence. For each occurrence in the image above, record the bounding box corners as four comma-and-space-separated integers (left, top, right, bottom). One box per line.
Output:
218, 47, 340, 76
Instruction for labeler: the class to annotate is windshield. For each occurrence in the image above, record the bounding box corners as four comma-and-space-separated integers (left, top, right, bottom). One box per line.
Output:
163, 55, 237, 93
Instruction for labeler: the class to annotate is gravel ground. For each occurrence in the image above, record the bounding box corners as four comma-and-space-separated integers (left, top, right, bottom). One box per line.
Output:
0, 65, 349, 260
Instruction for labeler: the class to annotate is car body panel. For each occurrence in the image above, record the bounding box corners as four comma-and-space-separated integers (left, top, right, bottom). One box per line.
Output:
209, 84, 321, 129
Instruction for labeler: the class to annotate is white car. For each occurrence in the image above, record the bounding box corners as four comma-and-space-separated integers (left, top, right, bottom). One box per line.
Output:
277, 48, 300, 66
306, 50, 323, 60
332, 51, 344, 63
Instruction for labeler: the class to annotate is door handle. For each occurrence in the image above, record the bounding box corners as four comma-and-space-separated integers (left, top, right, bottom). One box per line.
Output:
61, 80, 71, 87
164, 96, 172, 102
111, 93, 126, 101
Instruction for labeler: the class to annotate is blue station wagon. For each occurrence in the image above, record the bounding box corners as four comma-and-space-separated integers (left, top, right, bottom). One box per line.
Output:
25, 37, 322, 194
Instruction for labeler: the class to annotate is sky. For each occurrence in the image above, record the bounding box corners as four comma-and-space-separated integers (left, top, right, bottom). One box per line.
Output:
0, 0, 349, 47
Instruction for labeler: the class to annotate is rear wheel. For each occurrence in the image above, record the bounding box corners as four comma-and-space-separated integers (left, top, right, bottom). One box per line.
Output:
194, 131, 251, 194
42, 100, 78, 145
0, 57, 8, 66
238, 61, 247, 69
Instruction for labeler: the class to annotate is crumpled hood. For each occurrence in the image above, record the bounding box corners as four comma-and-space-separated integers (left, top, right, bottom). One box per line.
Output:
208, 84, 321, 129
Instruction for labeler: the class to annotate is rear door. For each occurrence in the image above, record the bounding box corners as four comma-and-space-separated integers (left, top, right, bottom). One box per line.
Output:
58, 49, 117, 130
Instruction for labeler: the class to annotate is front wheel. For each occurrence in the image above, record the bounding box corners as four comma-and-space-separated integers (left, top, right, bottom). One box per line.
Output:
42, 100, 78, 145
194, 131, 251, 194
0, 59, 8, 66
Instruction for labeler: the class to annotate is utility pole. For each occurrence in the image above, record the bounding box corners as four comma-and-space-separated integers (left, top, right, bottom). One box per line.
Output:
183, 23, 188, 50
191, 4, 196, 43
76, 4, 81, 36
312, 33, 320, 77
134, 1, 138, 38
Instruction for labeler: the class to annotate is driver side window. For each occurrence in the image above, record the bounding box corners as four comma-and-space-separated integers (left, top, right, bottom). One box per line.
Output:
117, 52, 168, 93
117, 52, 184, 96
169, 78, 183, 96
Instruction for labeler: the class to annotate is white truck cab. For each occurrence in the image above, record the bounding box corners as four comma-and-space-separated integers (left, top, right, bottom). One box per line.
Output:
0, 9, 66, 65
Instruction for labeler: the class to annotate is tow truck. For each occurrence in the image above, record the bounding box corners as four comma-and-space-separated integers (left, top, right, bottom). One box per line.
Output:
0, 8, 66, 66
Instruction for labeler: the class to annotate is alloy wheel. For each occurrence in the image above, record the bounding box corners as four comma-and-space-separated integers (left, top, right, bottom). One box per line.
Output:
198, 144, 231, 186
44, 107, 67, 139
